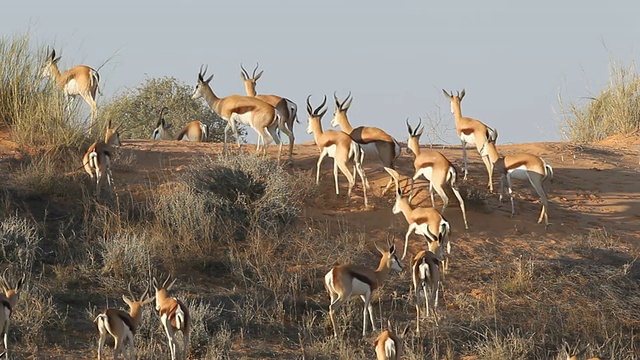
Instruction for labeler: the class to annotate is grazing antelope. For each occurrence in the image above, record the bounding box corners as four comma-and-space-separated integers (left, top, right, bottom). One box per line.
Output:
241, 63, 298, 161
192, 65, 280, 155
485, 141, 554, 228
41, 48, 100, 127
324, 239, 403, 338
385, 167, 451, 265
412, 241, 442, 333
0, 271, 25, 360
307, 95, 368, 206
153, 275, 190, 360
330, 92, 402, 195
374, 323, 403, 360
94, 282, 155, 360
443, 89, 498, 189
406, 119, 469, 230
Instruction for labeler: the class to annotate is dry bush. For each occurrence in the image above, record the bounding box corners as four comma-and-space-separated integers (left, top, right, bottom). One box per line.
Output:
11, 280, 63, 347
559, 58, 640, 142
0, 215, 41, 271
98, 230, 153, 282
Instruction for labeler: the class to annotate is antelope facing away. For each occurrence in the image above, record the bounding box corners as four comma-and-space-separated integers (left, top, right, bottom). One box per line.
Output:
83, 120, 122, 196
385, 167, 451, 266
324, 238, 403, 338
0, 270, 25, 360
306, 95, 368, 206
153, 275, 190, 360
241, 63, 298, 162
42, 48, 100, 127
192, 65, 280, 155
443, 89, 498, 189
94, 282, 155, 360
412, 241, 443, 333
374, 322, 403, 360
406, 119, 469, 230
152, 107, 209, 142
330, 92, 402, 195
485, 141, 554, 228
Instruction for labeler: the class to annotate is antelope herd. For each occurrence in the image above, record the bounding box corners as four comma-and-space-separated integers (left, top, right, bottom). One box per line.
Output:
0, 48, 561, 359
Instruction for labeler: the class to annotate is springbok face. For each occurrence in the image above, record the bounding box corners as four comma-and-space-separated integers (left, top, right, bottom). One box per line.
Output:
41, 49, 61, 79
330, 91, 352, 127
443, 89, 465, 113
378, 244, 404, 272
192, 65, 213, 100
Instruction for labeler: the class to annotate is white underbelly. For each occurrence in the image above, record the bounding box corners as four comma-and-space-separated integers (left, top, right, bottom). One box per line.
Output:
64, 79, 80, 96
413, 223, 431, 237
326, 144, 337, 158
507, 165, 530, 180
460, 133, 476, 145
350, 277, 371, 296
232, 112, 253, 126
416, 166, 433, 182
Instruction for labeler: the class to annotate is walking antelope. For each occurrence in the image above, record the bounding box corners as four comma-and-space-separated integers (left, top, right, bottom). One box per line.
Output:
374, 323, 403, 360
485, 141, 554, 228
443, 89, 498, 188
412, 242, 443, 333
94, 282, 155, 360
406, 119, 469, 230
306, 95, 368, 206
0, 271, 25, 360
385, 167, 451, 265
153, 275, 190, 360
83, 120, 121, 196
41, 48, 100, 127
241, 63, 298, 161
192, 65, 280, 155
330, 92, 402, 195
324, 238, 403, 338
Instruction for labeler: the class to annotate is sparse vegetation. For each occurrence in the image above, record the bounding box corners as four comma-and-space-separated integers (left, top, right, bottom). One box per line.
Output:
560, 58, 640, 142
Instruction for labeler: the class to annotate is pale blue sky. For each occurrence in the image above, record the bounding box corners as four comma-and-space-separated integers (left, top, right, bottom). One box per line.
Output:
3, 0, 640, 144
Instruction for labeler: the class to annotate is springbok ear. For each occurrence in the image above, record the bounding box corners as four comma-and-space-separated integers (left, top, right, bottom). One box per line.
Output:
459, 88, 466, 100
240, 71, 247, 81
416, 126, 424, 137
374, 241, 384, 254
389, 244, 396, 254
442, 89, 451, 99
143, 296, 156, 305
254, 70, 264, 81
205, 74, 213, 83
152, 277, 159, 290
122, 294, 133, 306
16, 274, 25, 291
166, 277, 177, 291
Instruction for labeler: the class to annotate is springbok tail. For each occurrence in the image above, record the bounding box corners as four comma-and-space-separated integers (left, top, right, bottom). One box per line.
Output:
487, 127, 498, 143
545, 163, 554, 183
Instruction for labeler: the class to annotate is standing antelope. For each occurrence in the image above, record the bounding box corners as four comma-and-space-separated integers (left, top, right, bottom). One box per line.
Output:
83, 120, 121, 196
330, 92, 402, 195
192, 65, 280, 155
307, 95, 368, 206
41, 48, 100, 127
324, 239, 403, 338
406, 119, 469, 230
0, 271, 25, 360
412, 241, 442, 333
94, 282, 155, 360
443, 89, 498, 189
153, 275, 190, 360
485, 141, 554, 228
241, 63, 298, 161
385, 167, 451, 265
374, 323, 403, 360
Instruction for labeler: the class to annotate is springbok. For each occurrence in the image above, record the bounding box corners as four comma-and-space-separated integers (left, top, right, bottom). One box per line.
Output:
0, 270, 25, 360
412, 241, 442, 333
485, 141, 554, 228
443, 89, 498, 189
324, 238, 403, 338
42, 48, 100, 127
151, 106, 209, 142
94, 282, 155, 360
385, 167, 451, 265
83, 120, 121, 196
241, 63, 298, 161
406, 119, 469, 230
192, 65, 279, 155
153, 275, 190, 360
330, 92, 402, 195
307, 95, 368, 206
374, 323, 403, 360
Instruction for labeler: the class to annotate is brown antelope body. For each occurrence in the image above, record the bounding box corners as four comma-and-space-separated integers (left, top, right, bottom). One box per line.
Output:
42, 48, 100, 127
406, 119, 469, 229
83, 120, 121, 196
153, 275, 190, 360
0, 271, 25, 360
241, 63, 298, 161
306, 95, 368, 206
324, 240, 403, 338
192, 65, 279, 155
330, 92, 402, 195
94, 283, 155, 360
443, 89, 498, 188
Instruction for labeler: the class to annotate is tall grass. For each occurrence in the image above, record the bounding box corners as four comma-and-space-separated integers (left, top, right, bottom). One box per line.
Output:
560, 58, 640, 142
